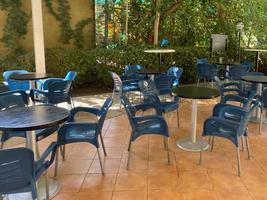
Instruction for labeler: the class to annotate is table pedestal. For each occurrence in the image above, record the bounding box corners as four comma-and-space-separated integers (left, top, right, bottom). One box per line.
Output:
176, 99, 209, 151
5, 178, 60, 200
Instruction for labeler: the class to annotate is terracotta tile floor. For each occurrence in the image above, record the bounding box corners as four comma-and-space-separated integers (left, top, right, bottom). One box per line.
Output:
38, 98, 267, 200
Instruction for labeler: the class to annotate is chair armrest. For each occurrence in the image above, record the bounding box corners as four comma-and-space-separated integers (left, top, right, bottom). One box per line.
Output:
221, 82, 241, 89
35, 142, 58, 171
133, 115, 168, 128
69, 107, 100, 121
221, 94, 249, 105
30, 89, 48, 102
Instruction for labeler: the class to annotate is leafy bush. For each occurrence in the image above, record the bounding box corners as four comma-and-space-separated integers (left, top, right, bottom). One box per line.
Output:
2, 44, 264, 88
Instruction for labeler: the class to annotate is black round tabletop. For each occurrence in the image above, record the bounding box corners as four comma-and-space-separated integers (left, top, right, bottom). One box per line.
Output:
241, 75, 267, 83
0, 105, 69, 131
172, 85, 220, 99
10, 73, 50, 80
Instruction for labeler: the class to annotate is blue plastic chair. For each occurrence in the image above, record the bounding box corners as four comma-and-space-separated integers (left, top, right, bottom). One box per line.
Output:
30, 80, 73, 108
160, 38, 169, 47
228, 65, 250, 81
122, 65, 146, 81
154, 74, 175, 96
0, 90, 59, 149
241, 60, 253, 71
138, 79, 180, 127
41, 71, 77, 91
200, 100, 259, 176
3, 70, 30, 91
55, 97, 113, 176
121, 96, 170, 169
196, 59, 218, 86
0, 142, 57, 199
167, 66, 183, 87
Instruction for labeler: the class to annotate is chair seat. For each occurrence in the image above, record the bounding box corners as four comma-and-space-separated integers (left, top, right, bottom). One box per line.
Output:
136, 118, 167, 134
204, 120, 237, 138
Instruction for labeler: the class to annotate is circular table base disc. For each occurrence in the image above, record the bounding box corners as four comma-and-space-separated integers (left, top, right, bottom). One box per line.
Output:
176, 138, 209, 152
5, 177, 60, 200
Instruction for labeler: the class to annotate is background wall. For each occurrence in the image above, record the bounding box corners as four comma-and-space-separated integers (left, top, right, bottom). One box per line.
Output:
0, 0, 95, 53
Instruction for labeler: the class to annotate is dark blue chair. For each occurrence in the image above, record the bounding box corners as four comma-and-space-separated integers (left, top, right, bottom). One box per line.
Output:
121, 96, 170, 169
167, 66, 183, 87
40, 71, 77, 91
160, 38, 170, 47
3, 70, 30, 91
228, 65, 250, 81
0, 142, 57, 199
55, 97, 113, 176
121, 65, 146, 81
200, 100, 259, 176
30, 80, 73, 108
138, 79, 180, 127
241, 60, 253, 71
0, 90, 59, 149
196, 59, 218, 86
154, 74, 175, 96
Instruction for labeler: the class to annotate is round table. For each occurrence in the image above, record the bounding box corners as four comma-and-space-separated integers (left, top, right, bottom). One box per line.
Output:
0, 105, 69, 200
172, 85, 220, 151
10, 73, 50, 89
144, 49, 175, 70
136, 70, 162, 80
244, 49, 267, 72
241, 75, 267, 123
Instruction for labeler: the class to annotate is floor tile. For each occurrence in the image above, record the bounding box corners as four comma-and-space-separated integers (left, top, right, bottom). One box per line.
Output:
112, 190, 147, 200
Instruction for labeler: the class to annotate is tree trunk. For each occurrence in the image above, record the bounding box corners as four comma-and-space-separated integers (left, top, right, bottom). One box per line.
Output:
153, 0, 161, 45
125, 0, 128, 45
104, 0, 109, 45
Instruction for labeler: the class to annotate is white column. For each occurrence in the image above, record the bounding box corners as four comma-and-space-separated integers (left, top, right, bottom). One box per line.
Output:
31, 0, 46, 73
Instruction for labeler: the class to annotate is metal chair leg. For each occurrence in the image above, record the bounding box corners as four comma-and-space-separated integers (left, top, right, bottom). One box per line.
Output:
127, 140, 132, 170
245, 136, 251, 160
199, 141, 203, 165
54, 148, 59, 178
166, 137, 171, 165
97, 148, 105, 175
163, 137, 167, 150
100, 132, 107, 156
45, 170, 49, 200
240, 136, 245, 151
260, 109, 263, 133
210, 136, 214, 152
177, 110, 180, 128
62, 145, 66, 161
236, 146, 241, 176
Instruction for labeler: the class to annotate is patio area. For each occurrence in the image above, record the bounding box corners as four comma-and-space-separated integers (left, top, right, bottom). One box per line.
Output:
26, 94, 267, 200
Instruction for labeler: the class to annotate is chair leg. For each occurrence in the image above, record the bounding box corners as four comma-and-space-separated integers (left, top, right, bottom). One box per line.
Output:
236, 146, 241, 176
199, 141, 203, 165
166, 137, 171, 165
260, 109, 263, 133
177, 110, 180, 128
127, 140, 132, 170
62, 145, 66, 161
210, 136, 214, 152
245, 136, 251, 160
97, 148, 105, 175
45, 170, 49, 200
100, 132, 107, 156
240, 136, 245, 151
54, 148, 59, 178
163, 137, 167, 150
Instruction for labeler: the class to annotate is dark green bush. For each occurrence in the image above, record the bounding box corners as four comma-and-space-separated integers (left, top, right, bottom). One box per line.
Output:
2, 45, 264, 88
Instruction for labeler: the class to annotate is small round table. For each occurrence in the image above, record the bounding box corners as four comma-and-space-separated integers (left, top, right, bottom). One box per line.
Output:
10, 72, 50, 89
136, 70, 162, 80
144, 49, 175, 70
0, 105, 69, 200
244, 49, 267, 72
173, 85, 220, 151
241, 75, 267, 123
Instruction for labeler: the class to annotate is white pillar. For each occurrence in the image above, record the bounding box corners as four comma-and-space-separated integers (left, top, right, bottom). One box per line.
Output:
31, 0, 46, 73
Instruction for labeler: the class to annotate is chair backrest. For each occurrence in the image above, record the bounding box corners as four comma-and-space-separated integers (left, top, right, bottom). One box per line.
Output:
0, 90, 28, 111
64, 71, 77, 81
167, 67, 183, 87
0, 147, 36, 197
160, 38, 169, 47
120, 96, 137, 129
237, 100, 259, 136
154, 74, 175, 95
124, 65, 144, 80
47, 80, 72, 104
138, 79, 159, 100
109, 71, 123, 95
241, 60, 253, 71
96, 97, 113, 133
3, 70, 30, 91
229, 66, 249, 80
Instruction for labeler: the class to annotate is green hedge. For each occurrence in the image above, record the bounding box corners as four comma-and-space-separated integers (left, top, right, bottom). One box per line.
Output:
3, 45, 264, 89
1, 45, 211, 88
